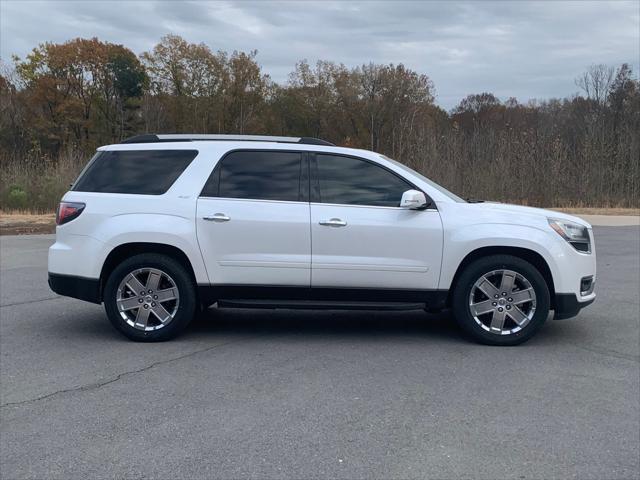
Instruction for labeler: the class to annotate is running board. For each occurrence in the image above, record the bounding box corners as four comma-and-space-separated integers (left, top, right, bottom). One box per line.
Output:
216, 299, 427, 311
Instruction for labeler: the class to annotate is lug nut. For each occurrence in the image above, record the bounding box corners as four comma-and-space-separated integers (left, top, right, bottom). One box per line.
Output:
502, 292, 507, 296
148, 289, 153, 294
494, 294, 499, 299
498, 307, 504, 312
508, 297, 513, 302
140, 291, 145, 296
138, 298, 143, 303
153, 295, 158, 299
151, 302, 156, 307
492, 302, 497, 306
143, 304, 149, 309
506, 305, 512, 310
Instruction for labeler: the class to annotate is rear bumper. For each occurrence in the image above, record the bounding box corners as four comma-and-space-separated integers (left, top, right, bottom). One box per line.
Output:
554, 293, 595, 320
48, 273, 101, 304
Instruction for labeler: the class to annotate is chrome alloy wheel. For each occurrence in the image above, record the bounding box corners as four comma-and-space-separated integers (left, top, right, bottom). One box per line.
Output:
469, 269, 537, 335
116, 268, 180, 331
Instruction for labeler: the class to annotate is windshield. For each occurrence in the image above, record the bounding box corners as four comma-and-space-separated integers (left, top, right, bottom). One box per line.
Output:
380, 155, 467, 203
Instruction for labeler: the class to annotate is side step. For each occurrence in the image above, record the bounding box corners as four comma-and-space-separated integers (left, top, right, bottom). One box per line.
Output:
216, 299, 427, 311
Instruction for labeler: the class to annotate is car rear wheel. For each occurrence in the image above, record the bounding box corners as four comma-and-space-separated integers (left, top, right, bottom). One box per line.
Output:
452, 254, 550, 346
104, 253, 196, 341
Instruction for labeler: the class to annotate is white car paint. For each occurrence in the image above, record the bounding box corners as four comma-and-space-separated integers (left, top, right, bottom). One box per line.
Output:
309, 203, 442, 289
196, 197, 311, 286
49, 139, 596, 310
436, 201, 596, 303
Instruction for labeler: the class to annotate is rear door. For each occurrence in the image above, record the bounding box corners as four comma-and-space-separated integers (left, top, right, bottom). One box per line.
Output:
196, 150, 311, 286
310, 153, 443, 290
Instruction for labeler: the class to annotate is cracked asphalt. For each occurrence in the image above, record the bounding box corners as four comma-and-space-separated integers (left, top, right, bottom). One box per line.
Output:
1, 227, 639, 479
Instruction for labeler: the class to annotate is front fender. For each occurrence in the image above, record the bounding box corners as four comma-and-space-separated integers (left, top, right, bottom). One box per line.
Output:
438, 223, 564, 290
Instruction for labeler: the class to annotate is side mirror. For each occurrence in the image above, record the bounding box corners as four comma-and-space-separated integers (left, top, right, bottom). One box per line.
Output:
400, 189, 429, 209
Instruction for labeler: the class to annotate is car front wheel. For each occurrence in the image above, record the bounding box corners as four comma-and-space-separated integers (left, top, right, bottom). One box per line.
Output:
452, 254, 550, 346
104, 253, 196, 341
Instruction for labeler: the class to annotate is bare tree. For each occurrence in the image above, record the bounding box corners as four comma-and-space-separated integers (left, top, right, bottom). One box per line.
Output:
576, 64, 614, 105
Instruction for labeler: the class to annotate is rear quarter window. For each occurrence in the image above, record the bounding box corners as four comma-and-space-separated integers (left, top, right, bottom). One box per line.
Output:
72, 150, 198, 195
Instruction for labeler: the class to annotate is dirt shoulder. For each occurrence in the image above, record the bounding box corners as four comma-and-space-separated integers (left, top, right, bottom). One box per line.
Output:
570, 214, 640, 226
1, 207, 638, 236
0, 213, 56, 235
552, 207, 640, 216
550, 208, 640, 226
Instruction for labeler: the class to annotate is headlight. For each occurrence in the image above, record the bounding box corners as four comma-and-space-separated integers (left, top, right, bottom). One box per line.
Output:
548, 218, 591, 253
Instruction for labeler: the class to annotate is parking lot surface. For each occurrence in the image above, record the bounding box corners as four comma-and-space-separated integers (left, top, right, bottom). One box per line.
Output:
1, 227, 639, 479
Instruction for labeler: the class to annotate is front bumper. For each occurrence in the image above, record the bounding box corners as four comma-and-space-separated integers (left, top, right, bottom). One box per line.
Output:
548, 227, 596, 320
554, 293, 595, 320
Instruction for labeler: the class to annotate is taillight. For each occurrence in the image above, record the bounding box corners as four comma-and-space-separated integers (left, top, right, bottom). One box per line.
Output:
56, 202, 85, 225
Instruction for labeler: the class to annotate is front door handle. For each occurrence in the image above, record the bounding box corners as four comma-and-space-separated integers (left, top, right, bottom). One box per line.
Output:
203, 213, 230, 222
319, 218, 347, 227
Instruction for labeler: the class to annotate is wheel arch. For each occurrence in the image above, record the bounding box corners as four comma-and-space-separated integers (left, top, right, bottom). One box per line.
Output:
99, 242, 197, 299
447, 246, 556, 308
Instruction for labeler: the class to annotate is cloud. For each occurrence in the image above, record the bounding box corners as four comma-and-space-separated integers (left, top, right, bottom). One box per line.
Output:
1, 0, 638, 109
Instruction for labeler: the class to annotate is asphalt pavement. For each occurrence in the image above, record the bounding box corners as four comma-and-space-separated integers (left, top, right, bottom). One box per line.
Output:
1, 227, 638, 479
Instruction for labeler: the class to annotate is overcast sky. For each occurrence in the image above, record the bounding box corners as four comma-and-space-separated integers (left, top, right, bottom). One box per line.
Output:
1, 0, 638, 109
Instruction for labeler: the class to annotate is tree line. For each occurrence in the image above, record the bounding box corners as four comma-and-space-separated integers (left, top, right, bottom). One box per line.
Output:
1, 35, 638, 211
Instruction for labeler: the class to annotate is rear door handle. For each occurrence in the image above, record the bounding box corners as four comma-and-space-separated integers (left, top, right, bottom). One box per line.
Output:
319, 218, 347, 227
203, 213, 230, 222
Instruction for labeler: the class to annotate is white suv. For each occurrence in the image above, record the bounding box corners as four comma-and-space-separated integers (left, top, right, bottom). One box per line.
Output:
48, 134, 596, 345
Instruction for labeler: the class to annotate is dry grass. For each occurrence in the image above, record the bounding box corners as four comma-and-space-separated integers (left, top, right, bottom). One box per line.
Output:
1, 149, 86, 213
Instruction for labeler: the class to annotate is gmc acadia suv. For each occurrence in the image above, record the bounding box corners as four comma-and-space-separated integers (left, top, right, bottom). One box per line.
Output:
48, 134, 596, 345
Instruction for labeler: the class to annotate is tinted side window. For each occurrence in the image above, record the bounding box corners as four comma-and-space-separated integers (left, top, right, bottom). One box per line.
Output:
316, 154, 412, 207
73, 150, 197, 195
203, 151, 302, 201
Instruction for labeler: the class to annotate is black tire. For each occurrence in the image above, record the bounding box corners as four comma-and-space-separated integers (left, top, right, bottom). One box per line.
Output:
104, 253, 197, 342
451, 254, 550, 346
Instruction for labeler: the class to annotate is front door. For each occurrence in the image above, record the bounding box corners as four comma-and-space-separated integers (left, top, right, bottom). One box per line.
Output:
310, 153, 443, 290
196, 150, 310, 286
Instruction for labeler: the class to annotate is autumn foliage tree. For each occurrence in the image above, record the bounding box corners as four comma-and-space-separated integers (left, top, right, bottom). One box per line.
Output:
9, 38, 147, 154
1, 35, 638, 212
140, 35, 269, 134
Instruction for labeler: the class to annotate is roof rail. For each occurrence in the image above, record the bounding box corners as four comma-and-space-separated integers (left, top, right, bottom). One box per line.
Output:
120, 134, 335, 146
